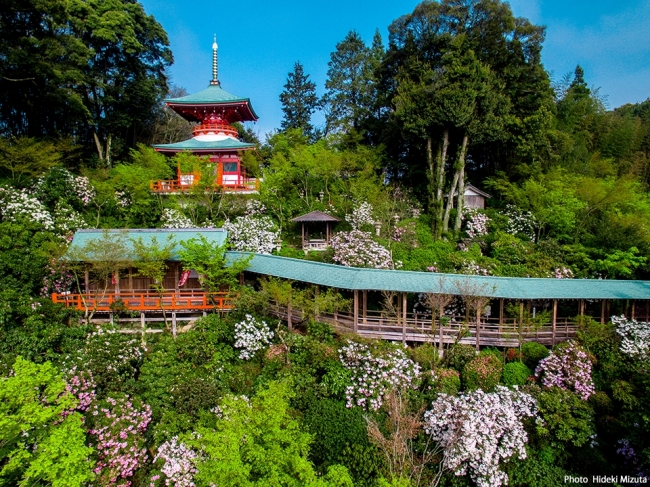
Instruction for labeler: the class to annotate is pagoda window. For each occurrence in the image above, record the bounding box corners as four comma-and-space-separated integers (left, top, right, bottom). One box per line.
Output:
223, 162, 238, 173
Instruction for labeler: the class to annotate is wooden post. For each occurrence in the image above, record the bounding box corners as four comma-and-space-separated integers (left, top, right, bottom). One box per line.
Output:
239, 273, 244, 286
287, 300, 293, 331
579, 299, 585, 317
499, 299, 504, 327
402, 292, 407, 344
353, 290, 359, 333
631, 301, 636, 320
129, 267, 133, 291
362, 290, 367, 324
476, 304, 482, 350
140, 312, 146, 345
301, 223, 305, 249
552, 300, 557, 345
84, 270, 90, 293
646, 300, 649, 322
601, 300, 606, 325
174, 264, 179, 294
172, 312, 177, 338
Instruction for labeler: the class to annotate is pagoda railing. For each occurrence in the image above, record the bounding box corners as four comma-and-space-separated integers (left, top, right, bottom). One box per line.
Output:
150, 178, 259, 193
192, 122, 238, 138
52, 291, 235, 312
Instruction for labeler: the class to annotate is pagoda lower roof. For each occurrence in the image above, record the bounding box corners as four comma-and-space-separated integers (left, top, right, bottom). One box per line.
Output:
165, 84, 258, 121
153, 138, 255, 153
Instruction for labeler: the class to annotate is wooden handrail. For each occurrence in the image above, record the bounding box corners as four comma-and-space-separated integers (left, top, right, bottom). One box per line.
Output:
52, 291, 235, 312
150, 178, 259, 193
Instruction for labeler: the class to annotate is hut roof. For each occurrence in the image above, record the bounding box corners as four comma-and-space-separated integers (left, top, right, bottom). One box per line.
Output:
290, 211, 340, 223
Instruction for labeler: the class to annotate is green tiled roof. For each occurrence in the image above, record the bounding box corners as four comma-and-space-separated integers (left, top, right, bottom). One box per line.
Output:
153, 138, 255, 152
166, 84, 248, 104
226, 252, 650, 300
68, 229, 228, 261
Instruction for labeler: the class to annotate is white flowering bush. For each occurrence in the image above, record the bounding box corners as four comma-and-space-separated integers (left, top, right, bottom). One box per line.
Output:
463, 208, 490, 239
502, 204, 536, 241
551, 266, 573, 279
161, 208, 193, 229
53, 201, 88, 235
535, 340, 595, 400
424, 386, 537, 487
345, 201, 374, 230
33, 168, 96, 207
339, 342, 421, 410
234, 314, 274, 360
151, 436, 199, 487
330, 230, 393, 269
223, 214, 279, 254
0, 186, 55, 230
613, 315, 650, 361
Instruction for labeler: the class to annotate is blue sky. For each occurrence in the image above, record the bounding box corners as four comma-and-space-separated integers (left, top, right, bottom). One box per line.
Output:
139, 0, 650, 140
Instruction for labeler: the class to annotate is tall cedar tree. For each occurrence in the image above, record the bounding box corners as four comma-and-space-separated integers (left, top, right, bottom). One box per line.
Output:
279, 62, 320, 138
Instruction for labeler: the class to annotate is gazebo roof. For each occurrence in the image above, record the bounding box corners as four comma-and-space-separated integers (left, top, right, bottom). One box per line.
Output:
164, 84, 258, 122
290, 211, 340, 223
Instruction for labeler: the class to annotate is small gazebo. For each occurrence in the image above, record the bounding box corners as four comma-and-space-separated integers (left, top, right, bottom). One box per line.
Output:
290, 211, 340, 251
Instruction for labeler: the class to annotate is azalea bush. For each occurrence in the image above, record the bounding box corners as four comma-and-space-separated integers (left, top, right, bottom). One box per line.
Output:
463, 208, 490, 239
224, 214, 280, 254
424, 386, 537, 487
462, 354, 503, 391
535, 340, 595, 400
330, 230, 392, 269
0, 186, 55, 230
234, 314, 274, 360
161, 208, 193, 229
339, 341, 421, 410
87, 393, 152, 486
502, 204, 536, 241
151, 436, 200, 487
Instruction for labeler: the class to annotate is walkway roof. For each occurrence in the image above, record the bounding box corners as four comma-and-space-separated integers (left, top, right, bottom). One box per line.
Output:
228, 252, 650, 300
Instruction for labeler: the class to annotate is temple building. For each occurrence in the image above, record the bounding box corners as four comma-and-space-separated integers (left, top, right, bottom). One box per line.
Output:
150, 37, 259, 193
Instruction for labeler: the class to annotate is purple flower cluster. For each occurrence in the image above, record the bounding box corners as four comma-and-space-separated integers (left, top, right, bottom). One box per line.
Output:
535, 340, 595, 400
88, 394, 152, 486
463, 209, 490, 239
339, 342, 421, 410
330, 230, 393, 269
552, 266, 573, 279
64, 367, 96, 414
40, 259, 74, 297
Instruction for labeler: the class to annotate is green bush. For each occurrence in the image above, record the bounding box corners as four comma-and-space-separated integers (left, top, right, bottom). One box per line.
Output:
433, 368, 461, 395
445, 344, 477, 372
522, 342, 549, 370
479, 347, 503, 361
502, 362, 532, 386
462, 354, 503, 391
410, 343, 439, 369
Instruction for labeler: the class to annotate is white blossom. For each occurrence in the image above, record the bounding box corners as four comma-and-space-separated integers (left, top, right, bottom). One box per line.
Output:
424, 386, 537, 487
223, 215, 279, 254
234, 314, 274, 360
0, 186, 55, 230
345, 201, 374, 230
613, 315, 650, 361
161, 208, 193, 229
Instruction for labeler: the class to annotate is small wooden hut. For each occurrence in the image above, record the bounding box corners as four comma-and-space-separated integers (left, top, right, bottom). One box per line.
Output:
464, 184, 491, 209
290, 211, 340, 251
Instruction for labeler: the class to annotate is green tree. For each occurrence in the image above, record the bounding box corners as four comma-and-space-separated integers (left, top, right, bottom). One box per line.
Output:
186, 380, 353, 487
0, 137, 61, 186
0, 357, 95, 486
280, 62, 321, 138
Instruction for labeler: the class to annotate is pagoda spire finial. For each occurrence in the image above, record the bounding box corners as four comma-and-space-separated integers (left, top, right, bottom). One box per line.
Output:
210, 34, 220, 86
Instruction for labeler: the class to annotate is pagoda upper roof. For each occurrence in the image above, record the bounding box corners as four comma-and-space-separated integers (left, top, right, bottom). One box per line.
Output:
153, 137, 256, 153
165, 84, 258, 121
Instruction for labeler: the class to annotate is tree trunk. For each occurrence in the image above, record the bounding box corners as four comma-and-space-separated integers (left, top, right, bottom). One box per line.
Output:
93, 132, 113, 169
453, 133, 469, 232
442, 168, 460, 233
429, 130, 449, 239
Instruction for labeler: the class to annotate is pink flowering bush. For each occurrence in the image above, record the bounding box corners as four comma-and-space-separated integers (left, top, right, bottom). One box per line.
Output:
330, 230, 393, 269
424, 386, 537, 487
151, 436, 200, 487
64, 367, 97, 414
87, 393, 152, 486
463, 208, 490, 239
339, 341, 421, 410
535, 340, 595, 400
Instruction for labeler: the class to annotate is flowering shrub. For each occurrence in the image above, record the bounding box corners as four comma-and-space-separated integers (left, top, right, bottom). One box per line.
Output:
40, 258, 75, 297
502, 362, 532, 386
463, 208, 490, 239
330, 230, 393, 269
613, 315, 650, 361
115, 191, 131, 208
151, 436, 199, 487
234, 314, 274, 360
88, 393, 152, 486
0, 186, 55, 230
432, 368, 461, 395
424, 386, 537, 487
223, 214, 279, 254
53, 201, 88, 235
345, 201, 374, 230
161, 208, 193, 229
244, 200, 266, 216
551, 266, 573, 279
33, 167, 96, 207
502, 204, 536, 241
535, 340, 595, 400
339, 341, 421, 410
64, 367, 97, 414
462, 354, 503, 391
459, 260, 492, 276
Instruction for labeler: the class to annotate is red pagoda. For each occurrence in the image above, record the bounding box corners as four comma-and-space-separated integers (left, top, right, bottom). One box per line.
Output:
151, 37, 259, 193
